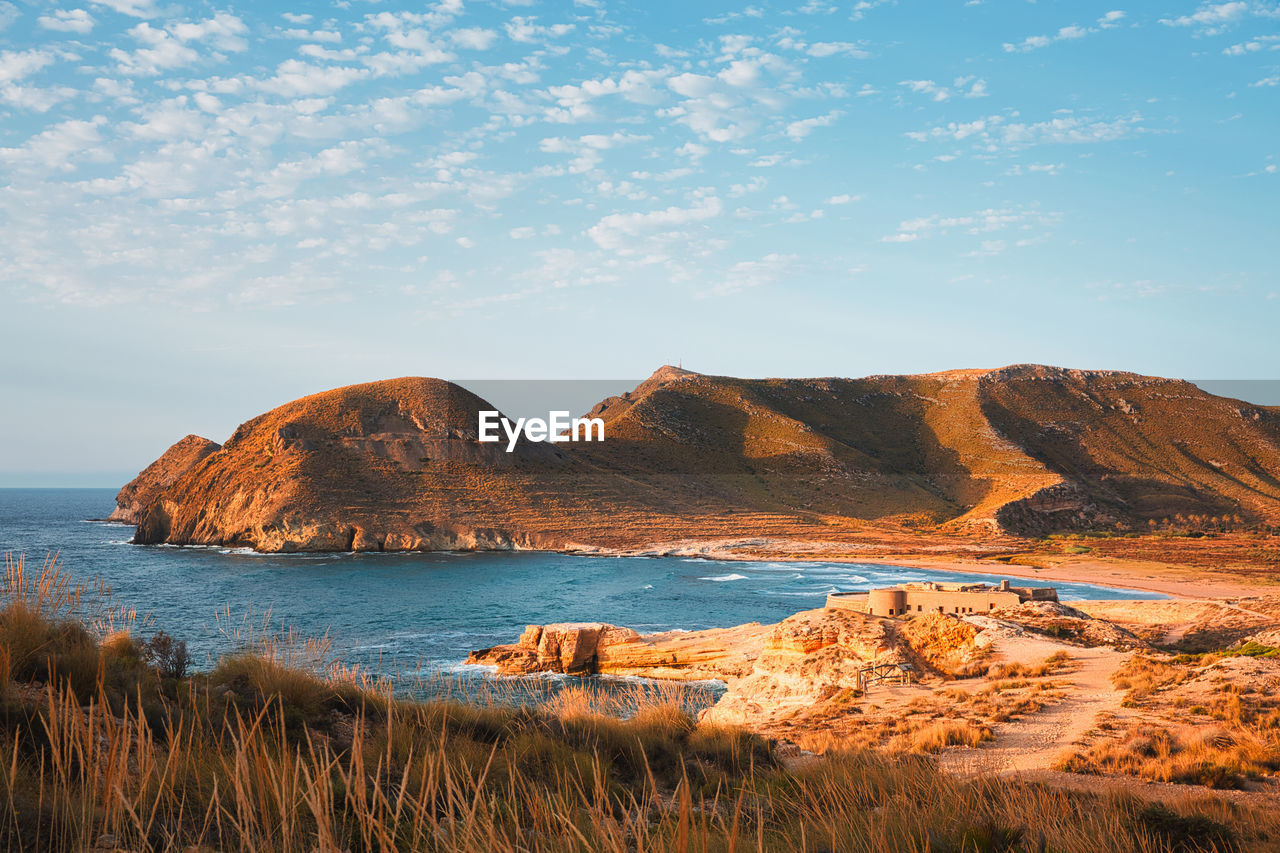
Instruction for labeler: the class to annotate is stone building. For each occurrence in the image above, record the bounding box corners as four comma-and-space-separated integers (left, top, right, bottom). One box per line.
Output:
826, 579, 1058, 618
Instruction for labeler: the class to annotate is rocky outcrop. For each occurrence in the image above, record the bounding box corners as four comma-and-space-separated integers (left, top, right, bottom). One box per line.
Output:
469, 621, 769, 681
109, 435, 220, 524
470, 608, 989, 730
117, 365, 1280, 551
982, 601, 1147, 649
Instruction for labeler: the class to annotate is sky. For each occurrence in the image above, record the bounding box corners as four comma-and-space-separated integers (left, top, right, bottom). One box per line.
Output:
1, 0, 1277, 485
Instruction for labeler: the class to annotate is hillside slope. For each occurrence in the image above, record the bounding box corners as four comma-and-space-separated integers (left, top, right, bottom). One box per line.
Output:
118, 366, 1280, 551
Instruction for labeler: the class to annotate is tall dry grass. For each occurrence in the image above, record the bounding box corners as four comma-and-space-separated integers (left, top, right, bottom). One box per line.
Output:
0, 553, 1274, 852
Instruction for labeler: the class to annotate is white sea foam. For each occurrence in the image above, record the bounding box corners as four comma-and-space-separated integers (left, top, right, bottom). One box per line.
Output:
767, 586, 839, 597
447, 662, 498, 675
700, 573, 749, 582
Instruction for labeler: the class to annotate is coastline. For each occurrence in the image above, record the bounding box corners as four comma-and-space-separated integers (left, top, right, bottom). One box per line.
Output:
572, 541, 1275, 599
100, 503, 1270, 600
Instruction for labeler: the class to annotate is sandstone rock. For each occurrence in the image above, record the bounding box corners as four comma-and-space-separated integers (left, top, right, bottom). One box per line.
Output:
469, 608, 987, 731
985, 601, 1146, 649
109, 435, 220, 524
468, 621, 764, 680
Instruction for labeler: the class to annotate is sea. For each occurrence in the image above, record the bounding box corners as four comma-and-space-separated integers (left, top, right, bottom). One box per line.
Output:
1, 488, 1162, 690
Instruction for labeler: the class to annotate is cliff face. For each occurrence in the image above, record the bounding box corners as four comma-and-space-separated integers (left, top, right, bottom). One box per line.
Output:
117, 366, 1280, 551
109, 435, 221, 524
467, 609, 988, 730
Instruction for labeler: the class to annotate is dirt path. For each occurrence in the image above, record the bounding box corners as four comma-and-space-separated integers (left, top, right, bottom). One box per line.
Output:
941, 638, 1130, 775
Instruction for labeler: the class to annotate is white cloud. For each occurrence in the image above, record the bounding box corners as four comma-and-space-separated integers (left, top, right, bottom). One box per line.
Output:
509, 226, 536, 239
0, 49, 77, 110
544, 69, 666, 123
708, 252, 794, 296
1223, 36, 1280, 54
256, 60, 370, 96
662, 55, 794, 142
111, 21, 227, 75
1098, 10, 1126, 28
38, 9, 96, 34
506, 16, 574, 43
1159, 2, 1277, 34
826, 193, 859, 204
1004, 24, 1093, 53
0, 116, 109, 171
540, 131, 648, 173
450, 28, 499, 50
282, 28, 342, 43
587, 196, 723, 253
0, 49, 56, 84
803, 41, 869, 58
785, 110, 839, 140
907, 111, 1146, 149
90, 0, 160, 19
0, 2, 17, 31
879, 206, 1059, 244
900, 77, 987, 100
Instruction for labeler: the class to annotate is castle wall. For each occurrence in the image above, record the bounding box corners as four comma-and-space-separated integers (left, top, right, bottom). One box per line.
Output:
876, 588, 1024, 616
826, 583, 1056, 617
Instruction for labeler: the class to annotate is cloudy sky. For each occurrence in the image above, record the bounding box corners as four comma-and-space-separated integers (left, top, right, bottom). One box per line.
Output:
1, 0, 1277, 483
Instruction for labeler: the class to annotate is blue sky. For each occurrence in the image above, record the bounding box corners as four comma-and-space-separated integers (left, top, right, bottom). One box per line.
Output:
1, 0, 1277, 483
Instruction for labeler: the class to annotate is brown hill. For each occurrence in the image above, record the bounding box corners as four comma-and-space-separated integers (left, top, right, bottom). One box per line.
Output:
108, 434, 221, 524
119, 366, 1280, 552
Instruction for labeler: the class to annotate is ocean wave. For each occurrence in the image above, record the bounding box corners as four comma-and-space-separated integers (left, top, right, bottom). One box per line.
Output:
765, 586, 840, 597
446, 662, 498, 675
596, 673, 727, 689
699, 573, 749, 582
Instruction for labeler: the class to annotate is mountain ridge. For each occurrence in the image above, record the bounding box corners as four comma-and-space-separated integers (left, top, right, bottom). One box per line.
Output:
117, 365, 1280, 552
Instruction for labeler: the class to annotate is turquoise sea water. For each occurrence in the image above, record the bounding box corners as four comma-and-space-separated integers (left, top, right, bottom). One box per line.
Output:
0, 489, 1162, 677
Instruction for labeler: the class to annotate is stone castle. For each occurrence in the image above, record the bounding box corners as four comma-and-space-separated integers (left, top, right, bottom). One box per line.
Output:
826, 579, 1058, 618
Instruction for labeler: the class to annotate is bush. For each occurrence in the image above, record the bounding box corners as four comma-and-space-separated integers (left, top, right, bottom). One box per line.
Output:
1130, 804, 1237, 853
141, 630, 190, 679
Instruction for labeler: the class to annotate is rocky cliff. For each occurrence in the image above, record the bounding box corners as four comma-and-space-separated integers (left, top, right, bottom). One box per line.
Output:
468, 608, 989, 729
114, 365, 1280, 550
108, 434, 220, 524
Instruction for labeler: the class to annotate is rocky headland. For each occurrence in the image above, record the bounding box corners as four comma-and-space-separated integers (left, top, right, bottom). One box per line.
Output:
113, 365, 1280, 552
107, 434, 221, 524
468, 594, 1280, 779
468, 605, 1041, 730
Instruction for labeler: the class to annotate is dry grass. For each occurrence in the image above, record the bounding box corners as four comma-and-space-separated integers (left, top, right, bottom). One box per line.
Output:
987, 651, 1076, 681
2, 554, 1278, 852
1059, 648, 1280, 790
1057, 723, 1280, 789
892, 720, 994, 753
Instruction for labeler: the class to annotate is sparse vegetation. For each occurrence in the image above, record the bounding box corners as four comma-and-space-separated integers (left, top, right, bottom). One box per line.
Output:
3, 554, 1279, 851
1056, 723, 1280, 789
1058, 647, 1280, 791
